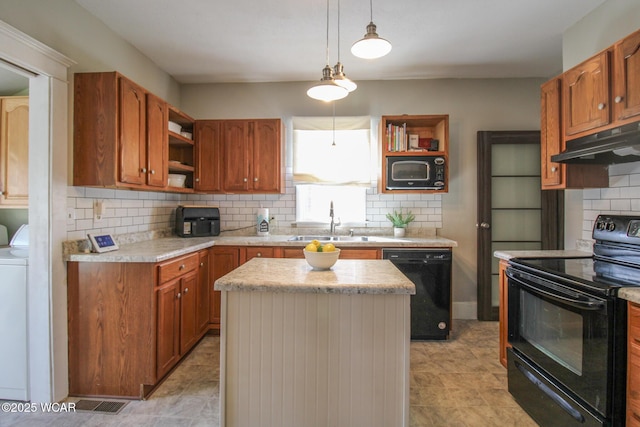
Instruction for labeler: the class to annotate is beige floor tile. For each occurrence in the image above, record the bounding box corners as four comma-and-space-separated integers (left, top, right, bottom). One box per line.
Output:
3, 320, 538, 427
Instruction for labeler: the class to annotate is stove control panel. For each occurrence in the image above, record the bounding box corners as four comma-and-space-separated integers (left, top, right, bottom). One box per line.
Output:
593, 215, 640, 242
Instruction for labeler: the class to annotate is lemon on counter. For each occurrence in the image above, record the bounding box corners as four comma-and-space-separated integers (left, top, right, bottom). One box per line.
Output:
311, 239, 321, 248
305, 243, 318, 252
323, 243, 336, 252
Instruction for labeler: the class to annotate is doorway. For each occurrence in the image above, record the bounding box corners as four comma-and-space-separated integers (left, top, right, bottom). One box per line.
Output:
476, 131, 563, 320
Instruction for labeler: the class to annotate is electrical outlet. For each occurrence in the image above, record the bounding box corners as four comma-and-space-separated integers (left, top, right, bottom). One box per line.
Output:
94, 200, 104, 221
67, 208, 76, 220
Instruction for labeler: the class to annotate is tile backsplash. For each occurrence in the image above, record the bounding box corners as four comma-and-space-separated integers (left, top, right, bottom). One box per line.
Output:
66, 172, 443, 241
582, 162, 640, 240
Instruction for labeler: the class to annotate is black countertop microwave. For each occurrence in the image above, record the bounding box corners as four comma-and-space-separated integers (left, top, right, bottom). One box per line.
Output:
386, 156, 446, 190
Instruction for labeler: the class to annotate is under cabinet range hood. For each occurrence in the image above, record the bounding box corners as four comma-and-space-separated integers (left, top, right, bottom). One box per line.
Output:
551, 121, 640, 164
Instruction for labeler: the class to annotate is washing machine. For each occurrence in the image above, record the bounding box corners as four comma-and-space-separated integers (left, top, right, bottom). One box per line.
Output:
0, 224, 29, 400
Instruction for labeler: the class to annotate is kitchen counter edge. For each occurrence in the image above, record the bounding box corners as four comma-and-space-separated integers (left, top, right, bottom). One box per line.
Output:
66, 234, 458, 263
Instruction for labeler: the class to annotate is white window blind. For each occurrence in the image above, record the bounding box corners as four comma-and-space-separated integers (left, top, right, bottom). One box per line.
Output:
293, 116, 372, 185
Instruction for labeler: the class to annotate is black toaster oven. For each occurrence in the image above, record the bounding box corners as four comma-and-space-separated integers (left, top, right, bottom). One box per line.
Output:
175, 206, 220, 237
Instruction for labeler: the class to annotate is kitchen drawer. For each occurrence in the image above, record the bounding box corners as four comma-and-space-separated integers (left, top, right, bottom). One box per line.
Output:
158, 253, 199, 284
246, 247, 275, 260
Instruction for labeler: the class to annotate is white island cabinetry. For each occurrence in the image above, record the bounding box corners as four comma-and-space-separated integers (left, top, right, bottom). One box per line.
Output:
215, 258, 415, 427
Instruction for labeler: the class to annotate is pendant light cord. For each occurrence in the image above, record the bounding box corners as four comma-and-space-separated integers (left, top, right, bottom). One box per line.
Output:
337, 0, 341, 61
332, 101, 336, 146
369, 0, 373, 21
325, 0, 330, 65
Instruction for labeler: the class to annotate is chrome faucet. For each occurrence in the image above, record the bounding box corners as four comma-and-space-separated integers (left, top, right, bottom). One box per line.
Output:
329, 201, 341, 235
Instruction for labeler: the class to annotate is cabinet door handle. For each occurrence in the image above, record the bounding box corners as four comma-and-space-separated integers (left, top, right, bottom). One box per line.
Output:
184, 287, 189, 294
195, 178, 200, 182
615, 96, 623, 104
177, 292, 182, 299
597, 102, 606, 110
551, 166, 557, 172
200, 262, 204, 267
150, 169, 155, 175
254, 177, 258, 182
243, 178, 248, 182
141, 167, 147, 173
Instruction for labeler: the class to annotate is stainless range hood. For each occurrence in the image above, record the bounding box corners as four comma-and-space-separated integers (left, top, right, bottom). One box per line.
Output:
551, 121, 640, 164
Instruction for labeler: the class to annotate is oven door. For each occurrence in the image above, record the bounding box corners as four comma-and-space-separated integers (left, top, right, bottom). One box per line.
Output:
506, 266, 612, 417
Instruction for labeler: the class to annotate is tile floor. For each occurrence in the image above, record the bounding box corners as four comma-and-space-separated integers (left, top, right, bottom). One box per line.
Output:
2, 320, 537, 426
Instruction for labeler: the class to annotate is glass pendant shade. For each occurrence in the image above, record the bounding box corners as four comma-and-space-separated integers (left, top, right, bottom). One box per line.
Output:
307, 65, 349, 102
333, 62, 357, 92
351, 22, 392, 59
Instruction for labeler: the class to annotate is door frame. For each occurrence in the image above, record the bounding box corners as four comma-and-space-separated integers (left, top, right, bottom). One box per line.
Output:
476, 130, 563, 320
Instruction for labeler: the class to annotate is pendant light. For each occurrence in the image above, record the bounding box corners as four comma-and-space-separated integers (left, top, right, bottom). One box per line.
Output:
307, 0, 348, 102
351, 0, 392, 59
333, 0, 357, 92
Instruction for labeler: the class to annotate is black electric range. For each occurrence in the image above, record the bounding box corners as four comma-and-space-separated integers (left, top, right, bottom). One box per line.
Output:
506, 214, 640, 427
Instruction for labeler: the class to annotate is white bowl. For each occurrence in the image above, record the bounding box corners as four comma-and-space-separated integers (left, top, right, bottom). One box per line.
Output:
168, 121, 182, 133
303, 248, 341, 270
168, 173, 186, 187
180, 131, 193, 139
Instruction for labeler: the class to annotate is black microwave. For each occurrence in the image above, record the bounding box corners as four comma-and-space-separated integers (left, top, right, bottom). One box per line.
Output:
386, 156, 446, 190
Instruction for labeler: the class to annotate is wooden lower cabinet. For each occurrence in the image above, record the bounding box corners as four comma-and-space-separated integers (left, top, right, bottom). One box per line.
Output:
628, 302, 640, 425
67, 250, 210, 398
156, 278, 181, 379
209, 247, 241, 330
498, 260, 510, 368
281, 247, 380, 259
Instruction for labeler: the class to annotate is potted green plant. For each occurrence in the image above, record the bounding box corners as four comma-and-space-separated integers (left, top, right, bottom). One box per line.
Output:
386, 209, 415, 237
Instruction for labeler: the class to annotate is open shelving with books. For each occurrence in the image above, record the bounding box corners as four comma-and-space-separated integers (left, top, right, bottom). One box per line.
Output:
379, 114, 449, 193
382, 115, 448, 155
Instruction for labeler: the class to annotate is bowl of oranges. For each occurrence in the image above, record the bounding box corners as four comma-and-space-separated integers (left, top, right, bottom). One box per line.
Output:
303, 240, 341, 270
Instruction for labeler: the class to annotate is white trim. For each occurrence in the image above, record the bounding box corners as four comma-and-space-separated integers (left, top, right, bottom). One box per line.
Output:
0, 19, 74, 403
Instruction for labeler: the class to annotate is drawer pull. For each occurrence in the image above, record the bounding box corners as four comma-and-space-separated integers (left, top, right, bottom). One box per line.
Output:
200, 262, 204, 267
179, 264, 186, 270
257, 252, 262, 257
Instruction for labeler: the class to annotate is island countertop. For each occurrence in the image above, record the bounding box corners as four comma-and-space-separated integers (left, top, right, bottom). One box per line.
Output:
214, 258, 416, 295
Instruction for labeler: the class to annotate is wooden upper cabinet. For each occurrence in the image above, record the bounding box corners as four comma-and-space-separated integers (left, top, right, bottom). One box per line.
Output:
223, 120, 250, 192
74, 72, 170, 190
119, 77, 147, 185
252, 119, 283, 193
195, 120, 222, 192
145, 93, 168, 188
540, 78, 563, 188
222, 119, 283, 194
562, 51, 611, 137
540, 78, 608, 190
614, 28, 640, 122
0, 96, 29, 206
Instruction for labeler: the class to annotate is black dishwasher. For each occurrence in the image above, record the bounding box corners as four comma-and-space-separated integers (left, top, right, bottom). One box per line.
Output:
382, 249, 452, 340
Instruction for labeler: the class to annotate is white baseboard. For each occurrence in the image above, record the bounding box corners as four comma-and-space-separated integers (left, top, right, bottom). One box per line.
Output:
452, 301, 477, 320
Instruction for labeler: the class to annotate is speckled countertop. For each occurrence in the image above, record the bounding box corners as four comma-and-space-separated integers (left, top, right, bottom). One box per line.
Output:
618, 288, 640, 304
66, 234, 457, 263
214, 258, 416, 295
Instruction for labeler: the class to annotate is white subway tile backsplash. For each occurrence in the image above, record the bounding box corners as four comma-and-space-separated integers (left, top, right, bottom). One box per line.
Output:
66, 172, 444, 240
581, 163, 640, 237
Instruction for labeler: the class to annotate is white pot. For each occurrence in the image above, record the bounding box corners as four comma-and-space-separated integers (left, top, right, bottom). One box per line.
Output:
393, 227, 406, 237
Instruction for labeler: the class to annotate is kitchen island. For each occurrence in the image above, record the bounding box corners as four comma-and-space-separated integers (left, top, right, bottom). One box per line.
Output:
214, 258, 416, 427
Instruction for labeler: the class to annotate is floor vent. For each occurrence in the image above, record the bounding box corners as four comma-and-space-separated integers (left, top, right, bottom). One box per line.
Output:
75, 399, 127, 414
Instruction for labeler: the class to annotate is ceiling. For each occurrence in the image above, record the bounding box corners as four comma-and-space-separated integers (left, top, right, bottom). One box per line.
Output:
73, 0, 606, 85
3, 0, 608, 90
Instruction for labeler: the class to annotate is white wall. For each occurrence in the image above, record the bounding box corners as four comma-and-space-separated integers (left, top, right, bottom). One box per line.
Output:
561, 0, 640, 245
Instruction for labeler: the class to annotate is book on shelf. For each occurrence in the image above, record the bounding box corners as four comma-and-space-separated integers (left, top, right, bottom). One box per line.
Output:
386, 123, 409, 152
